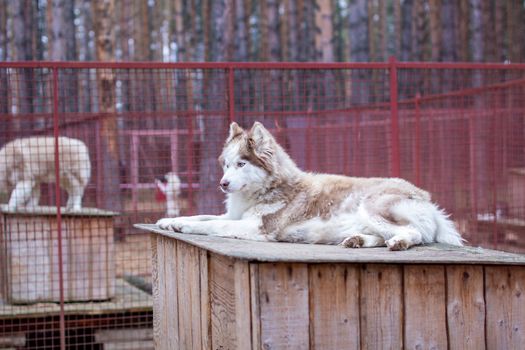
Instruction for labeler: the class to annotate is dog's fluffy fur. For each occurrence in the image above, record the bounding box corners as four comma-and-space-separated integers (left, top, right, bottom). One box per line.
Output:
155, 172, 182, 217
157, 122, 463, 250
0, 136, 91, 211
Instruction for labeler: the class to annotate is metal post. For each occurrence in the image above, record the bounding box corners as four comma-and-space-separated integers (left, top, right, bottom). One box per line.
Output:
389, 56, 401, 177
415, 93, 421, 186
52, 67, 66, 350
228, 67, 235, 123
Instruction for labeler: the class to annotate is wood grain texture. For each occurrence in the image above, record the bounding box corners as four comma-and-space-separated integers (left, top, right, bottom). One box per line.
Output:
446, 265, 486, 350
152, 236, 178, 349
485, 266, 525, 350
136, 224, 525, 265
199, 249, 211, 350
360, 264, 403, 350
176, 240, 202, 349
165, 237, 180, 349
259, 263, 309, 349
404, 265, 447, 349
209, 253, 252, 349
309, 264, 360, 350
150, 235, 162, 349
250, 264, 262, 350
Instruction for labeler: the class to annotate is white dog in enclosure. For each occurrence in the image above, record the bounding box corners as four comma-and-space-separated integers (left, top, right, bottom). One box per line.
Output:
155, 172, 182, 217
0, 136, 91, 211
157, 122, 463, 250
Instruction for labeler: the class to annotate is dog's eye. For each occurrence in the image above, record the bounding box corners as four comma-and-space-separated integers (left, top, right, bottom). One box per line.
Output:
237, 161, 246, 168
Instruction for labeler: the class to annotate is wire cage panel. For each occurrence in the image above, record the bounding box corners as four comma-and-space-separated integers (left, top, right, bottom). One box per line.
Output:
0, 61, 524, 349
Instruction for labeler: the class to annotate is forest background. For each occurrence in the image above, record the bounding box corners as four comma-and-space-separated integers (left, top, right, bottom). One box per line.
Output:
1, 0, 524, 63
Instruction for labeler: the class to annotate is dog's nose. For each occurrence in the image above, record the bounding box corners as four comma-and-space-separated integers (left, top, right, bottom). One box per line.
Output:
220, 180, 230, 189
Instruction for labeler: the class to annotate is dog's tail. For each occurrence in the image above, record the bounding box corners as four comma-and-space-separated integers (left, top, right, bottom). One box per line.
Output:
434, 207, 464, 246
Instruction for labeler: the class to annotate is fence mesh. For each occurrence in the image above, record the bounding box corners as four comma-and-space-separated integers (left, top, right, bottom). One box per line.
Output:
0, 62, 524, 348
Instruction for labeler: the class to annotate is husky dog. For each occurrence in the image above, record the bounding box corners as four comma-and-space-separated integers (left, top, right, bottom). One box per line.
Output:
155, 172, 182, 217
0, 136, 91, 211
157, 122, 463, 250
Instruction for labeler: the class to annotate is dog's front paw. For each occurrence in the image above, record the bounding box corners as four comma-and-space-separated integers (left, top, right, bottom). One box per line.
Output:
156, 218, 200, 234
157, 218, 184, 232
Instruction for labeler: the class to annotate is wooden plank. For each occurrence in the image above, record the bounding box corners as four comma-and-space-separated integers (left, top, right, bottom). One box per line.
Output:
234, 259, 252, 350
309, 264, 360, 350
136, 224, 525, 265
165, 237, 180, 349
485, 266, 525, 350
150, 235, 162, 349
250, 264, 261, 350
199, 249, 211, 350
259, 263, 309, 349
360, 264, 403, 350
446, 265, 486, 349
404, 265, 447, 349
209, 253, 252, 349
176, 241, 202, 349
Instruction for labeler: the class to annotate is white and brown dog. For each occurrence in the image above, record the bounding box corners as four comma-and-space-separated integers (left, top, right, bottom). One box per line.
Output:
157, 122, 463, 250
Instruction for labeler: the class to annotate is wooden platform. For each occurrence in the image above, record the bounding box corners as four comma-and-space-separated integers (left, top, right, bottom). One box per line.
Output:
138, 223, 525, 350
0, 278, 152, 319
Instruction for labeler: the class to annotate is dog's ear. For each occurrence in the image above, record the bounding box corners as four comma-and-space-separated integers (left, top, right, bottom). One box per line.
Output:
249, 122, 274, 145
226, 122, 244, 143
247, 122, 274, 169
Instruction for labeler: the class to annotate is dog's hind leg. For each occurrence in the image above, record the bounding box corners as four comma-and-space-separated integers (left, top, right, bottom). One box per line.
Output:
8, 180, 35, 209
64, 175, 85, 211
384, 227, 423, 251
340, 233, 385, 248
26, 185, 41, 207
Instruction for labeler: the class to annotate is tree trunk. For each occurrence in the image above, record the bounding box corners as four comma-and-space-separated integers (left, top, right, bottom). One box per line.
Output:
332, 0, 346, 62
428, 0, 441, 62
506, 0, 524, 63
92, 0, 122, 213
469, 0, 490, 211
234, 0, 249, 61
315, 0, 334, 62
0, 0, 10, 144
457, 0, 469, 61
198, 0, 234, 214
266, 0, 280, 61
78, 0, 94, 115
173, 0, 187, 61
348, 0, 369, 103
494, 0, 506, 62
412, 0, 428, 62
392, 0, 401, 58
469, 0, 483, 63
440, 0, 457, 61
400, 0, 413, 62
298, 0, 316, 61
48, 0, 77, 112
11, 0, 34, 117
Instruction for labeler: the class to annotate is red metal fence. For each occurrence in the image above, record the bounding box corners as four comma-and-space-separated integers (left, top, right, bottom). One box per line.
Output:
1, 61, 525, 348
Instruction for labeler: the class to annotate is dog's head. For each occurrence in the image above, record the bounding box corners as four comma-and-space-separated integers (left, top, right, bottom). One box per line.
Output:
218, 122, 277, 194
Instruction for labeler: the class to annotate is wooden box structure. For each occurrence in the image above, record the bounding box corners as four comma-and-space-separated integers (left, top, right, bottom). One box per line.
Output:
138, 224, 525, 350
1, 206, 118, 304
